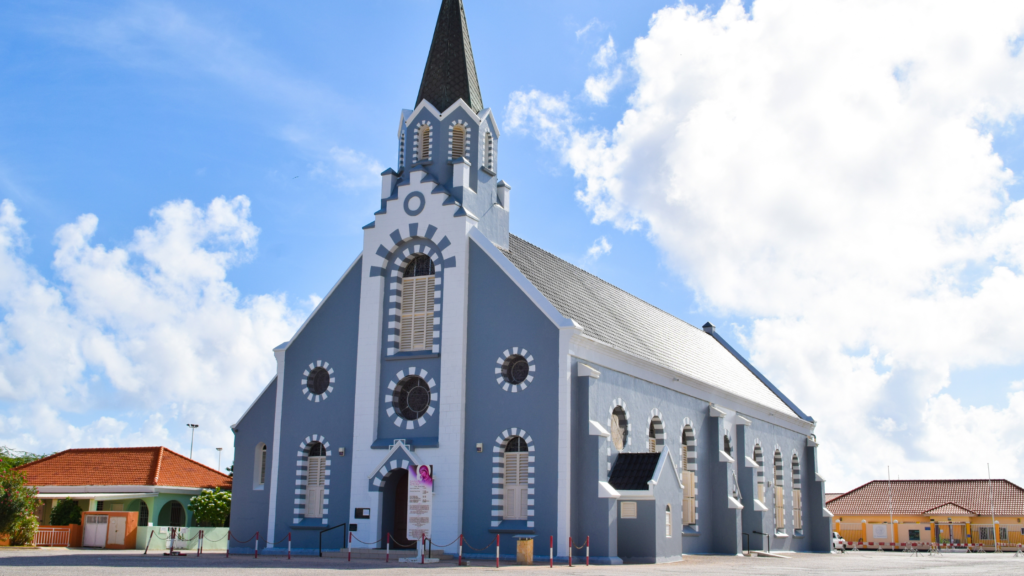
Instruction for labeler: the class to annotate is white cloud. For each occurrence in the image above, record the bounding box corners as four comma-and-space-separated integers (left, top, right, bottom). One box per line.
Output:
509, 0, 1024, 488
585, 236, 613, 262
312, 146, 386, 189
0, 196, 301, 468
575, 18, 603, 40
584, 36, 624, 105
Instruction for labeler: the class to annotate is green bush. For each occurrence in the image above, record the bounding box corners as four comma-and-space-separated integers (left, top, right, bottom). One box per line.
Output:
8, 515, 38, 546
188, 489, 231, 527
0, 461, 37, 538
49, 498, 82, 526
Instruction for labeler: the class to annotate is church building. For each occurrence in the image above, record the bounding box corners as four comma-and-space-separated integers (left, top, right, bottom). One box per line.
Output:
229, 0, 831, 562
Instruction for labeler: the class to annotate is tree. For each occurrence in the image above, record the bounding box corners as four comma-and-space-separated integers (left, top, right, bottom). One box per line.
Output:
0, 460, 38, 541
50, 498, 83, 526
0, 447, 49, 471
8, 515, 38, 546
226, 464, 233, 477
187, 488, 231, 527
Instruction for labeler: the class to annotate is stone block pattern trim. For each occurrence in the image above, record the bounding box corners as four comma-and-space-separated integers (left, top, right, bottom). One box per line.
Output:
370, 452, 414, 490
413, 121, 433, 163
647, 408, 665, 453
490, 428, 535, 529
753, 441, 765, 494
494, 347, 535, 393
447, 119, 472, 160
681, 419, 699, 525
384, 366, 439, 430
293, 434, 332, 525
374, 229, 454, 357
606, 399, 631, 472
300, 360, 335, 402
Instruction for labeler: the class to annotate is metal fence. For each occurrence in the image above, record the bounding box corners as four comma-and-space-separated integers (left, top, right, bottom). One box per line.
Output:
33, 526, 71, 547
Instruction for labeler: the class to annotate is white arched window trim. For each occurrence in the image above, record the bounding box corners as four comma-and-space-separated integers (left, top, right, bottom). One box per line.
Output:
254, 443, 267, 490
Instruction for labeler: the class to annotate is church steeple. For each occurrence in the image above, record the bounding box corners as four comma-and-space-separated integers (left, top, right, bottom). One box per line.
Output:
416, 0, 483, 114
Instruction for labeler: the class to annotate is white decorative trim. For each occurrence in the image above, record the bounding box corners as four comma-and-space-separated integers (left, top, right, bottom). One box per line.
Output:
448, 119, 472, 160
680, 420, 698, 525
295, 435, 332, 522
608, 399, 632, 454
301, 360, 336, 402
490, 429, 535, 528
646, 408, 665, 453
494, 347, 535, 393
413, 120, 433, 163
385, 367, 439, 429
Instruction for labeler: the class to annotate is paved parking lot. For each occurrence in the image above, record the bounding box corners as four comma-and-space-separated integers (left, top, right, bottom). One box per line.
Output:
0, 548, 1022, 575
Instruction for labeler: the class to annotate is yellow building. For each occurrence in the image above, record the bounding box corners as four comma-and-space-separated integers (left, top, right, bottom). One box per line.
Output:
827, 479, 1024, 551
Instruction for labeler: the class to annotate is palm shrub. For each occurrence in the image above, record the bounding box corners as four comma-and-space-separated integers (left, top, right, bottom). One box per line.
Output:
188, 489, 231, 527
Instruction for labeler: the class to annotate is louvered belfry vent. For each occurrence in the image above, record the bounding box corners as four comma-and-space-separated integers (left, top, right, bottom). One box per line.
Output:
416, 0, 484, 113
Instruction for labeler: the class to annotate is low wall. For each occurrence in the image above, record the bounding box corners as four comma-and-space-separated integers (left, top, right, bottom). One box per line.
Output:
136, 527, 230, 551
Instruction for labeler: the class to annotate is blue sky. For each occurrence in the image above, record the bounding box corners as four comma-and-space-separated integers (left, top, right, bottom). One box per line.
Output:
2, 0, 1024, 489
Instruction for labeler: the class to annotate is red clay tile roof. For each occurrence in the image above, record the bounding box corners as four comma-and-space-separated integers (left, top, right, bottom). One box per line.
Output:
825, 492, 843, 503
922, 502, 976, 516
14, 447, 232, 490
826, 480, 1024, 516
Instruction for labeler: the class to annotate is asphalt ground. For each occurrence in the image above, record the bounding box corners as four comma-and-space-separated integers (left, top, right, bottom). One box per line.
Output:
1, 548, 1022, 575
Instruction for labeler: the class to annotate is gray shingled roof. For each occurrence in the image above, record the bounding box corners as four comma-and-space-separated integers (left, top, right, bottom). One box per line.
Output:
504, 234, 800, 419
608, 453, 662, 491
416, 0, 483, 114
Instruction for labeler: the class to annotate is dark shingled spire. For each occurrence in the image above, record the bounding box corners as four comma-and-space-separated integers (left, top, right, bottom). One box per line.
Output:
416, 0, 483, 114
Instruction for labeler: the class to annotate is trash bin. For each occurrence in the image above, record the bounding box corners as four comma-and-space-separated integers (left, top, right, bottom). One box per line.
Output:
516, 537, 534, 565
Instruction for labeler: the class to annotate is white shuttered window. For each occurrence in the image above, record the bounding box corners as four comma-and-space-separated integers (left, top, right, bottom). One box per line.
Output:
400, 275, 435, 351
503, 437, 529, 520
306, 443, 326, 519
682, 471, 696, 525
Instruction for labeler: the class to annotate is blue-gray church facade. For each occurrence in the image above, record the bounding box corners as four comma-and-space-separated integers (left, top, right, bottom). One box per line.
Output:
228, 0, 830, 562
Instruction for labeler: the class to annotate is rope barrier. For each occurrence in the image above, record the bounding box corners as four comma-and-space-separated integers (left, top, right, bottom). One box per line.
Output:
388, 533, 417, 548
202, 532, 230, 543
267, 534, 290, 545
351, 534, 384, 546
229, 532, 258, 544
428, 535, 462, 548
463, 536, 497, 551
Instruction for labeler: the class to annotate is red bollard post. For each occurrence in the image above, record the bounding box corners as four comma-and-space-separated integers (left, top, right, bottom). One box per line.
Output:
255, 531, 259, 559
496, 534, 500, 568
386, 532, 390, 563
198, 530, 203, 556
569, 537, 573, 567
586, 536, 590, 566
550, 535, 553, 568
348, 532, 352, 562
288, 532, 291, 560
422, 534, 426, 564
226, 530, 230, 558
459, 534, 463, 566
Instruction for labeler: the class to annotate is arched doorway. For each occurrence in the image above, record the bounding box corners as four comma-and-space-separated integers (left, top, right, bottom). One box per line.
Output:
158, 500, 185, 527
380, 468, 414, 548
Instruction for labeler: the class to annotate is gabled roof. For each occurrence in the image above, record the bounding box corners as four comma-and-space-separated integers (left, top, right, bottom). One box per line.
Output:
503, 234, 804, 420
15, 447, 232, 490
416, 0, 483, 113
826, 480, 1024, 516
922, 502, 976, 516
609, 453, 662, 491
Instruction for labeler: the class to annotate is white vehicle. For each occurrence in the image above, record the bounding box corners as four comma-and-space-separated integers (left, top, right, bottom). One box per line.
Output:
832, 532, 848, 552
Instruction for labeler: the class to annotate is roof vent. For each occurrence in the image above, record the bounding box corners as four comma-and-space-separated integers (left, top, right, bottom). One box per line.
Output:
702, 322, 716, 335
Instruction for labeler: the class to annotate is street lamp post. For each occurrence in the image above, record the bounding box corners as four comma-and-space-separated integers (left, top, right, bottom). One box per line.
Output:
187, 423, 199, 459
216, 447, 223, 471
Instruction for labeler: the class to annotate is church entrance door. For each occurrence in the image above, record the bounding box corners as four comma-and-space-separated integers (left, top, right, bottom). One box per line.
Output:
381, 468, 414, 548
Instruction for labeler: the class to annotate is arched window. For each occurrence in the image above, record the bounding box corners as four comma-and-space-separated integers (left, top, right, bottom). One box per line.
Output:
392, 376, 431, 420
792, 454, 802, 531
419, 125, 431, 161
399, 255, 435, 351
773, 449, 785, 532
138, 502, 149, 527
503, 436, 529, 520
665, 505, 672, 537
254, 443, 267, 489
681, 425, 696, 526
753, 444, 765, 504
648, 416, 663, 453
169, 501, 184, 527
611, 407, 628, 451
451, 125, 466, 159
306, 442, 326, 518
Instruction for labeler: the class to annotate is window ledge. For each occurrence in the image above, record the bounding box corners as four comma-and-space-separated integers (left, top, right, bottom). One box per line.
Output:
386, 352, 440, 361
682, 526, 700, 537
793, 531, 804, 539
774, 532, 789, 538
481, 167, 497, 177
253, 485, 265, 491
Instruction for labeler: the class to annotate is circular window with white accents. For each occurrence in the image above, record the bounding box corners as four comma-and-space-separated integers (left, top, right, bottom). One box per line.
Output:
302, 361, 335, 402
495, 348, 534, 392
385, 367, 437, 429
